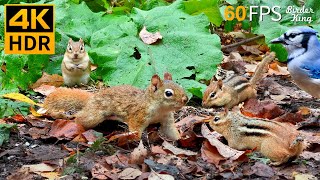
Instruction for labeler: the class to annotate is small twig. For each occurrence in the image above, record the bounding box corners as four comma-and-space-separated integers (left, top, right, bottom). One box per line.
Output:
221, 34, 265, 51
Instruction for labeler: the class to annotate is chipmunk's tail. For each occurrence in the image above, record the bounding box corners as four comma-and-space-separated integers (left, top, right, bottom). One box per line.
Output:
249, 52, 276, 87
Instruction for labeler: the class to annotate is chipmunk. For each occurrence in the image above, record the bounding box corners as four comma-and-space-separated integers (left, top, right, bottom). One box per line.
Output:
209, 110, 305, 165
61, 38, 91, 86
202, 52, 276, 109
43, 87, 93, 119
42, 73, 188, 141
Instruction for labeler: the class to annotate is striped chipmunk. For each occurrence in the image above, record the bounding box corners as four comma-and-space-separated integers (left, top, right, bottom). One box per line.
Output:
209, 110, 306, 166
202, 52, 276, 109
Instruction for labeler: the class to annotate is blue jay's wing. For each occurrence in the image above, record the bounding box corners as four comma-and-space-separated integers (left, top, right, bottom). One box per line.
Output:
301, 64, 320, 79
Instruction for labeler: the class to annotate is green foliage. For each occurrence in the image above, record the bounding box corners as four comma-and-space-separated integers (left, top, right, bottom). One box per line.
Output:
222, 0, 320, 62
87, 136, 115, 155
183, 0, 223, 26
52, 0, 222, 97
75, 0, 169, 14
0, 123, 17, 146
0, 90, 30, 118
1, 54, 49, 89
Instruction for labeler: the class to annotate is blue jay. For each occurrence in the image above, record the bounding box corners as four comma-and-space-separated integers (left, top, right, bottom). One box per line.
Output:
271, 26, 320, 98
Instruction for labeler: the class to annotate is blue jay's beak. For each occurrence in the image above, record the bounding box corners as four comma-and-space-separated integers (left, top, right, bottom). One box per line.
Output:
270, 37, 285, 44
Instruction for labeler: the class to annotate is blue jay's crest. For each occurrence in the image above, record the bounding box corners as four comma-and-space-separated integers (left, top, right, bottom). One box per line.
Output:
270, 26, 320, 98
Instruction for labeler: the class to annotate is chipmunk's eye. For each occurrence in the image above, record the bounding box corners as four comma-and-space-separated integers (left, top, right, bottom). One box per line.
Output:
214, 116, 220, 122
80, 45, 84, 51
67, 45, 72, 52
164, 89, 174, 98
209, 92, 216, 98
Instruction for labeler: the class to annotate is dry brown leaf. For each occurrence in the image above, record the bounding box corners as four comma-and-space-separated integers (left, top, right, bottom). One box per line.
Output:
268, 62, 290, 76
33, 85, 57, 96
293, 172, 318, 180
242, 99, 284, 119
30, 73, 64, 89
118, 168, 142, 180
129, 140, 148, 164
251, 162, 275, 177
298, 107, 311, 116
21, 163, 56, 173
151, 145, 167, 155
241, 45, 262, 55
201, 124, 245, 160
201, 140, 224, 166
148, 170, 174, 180
49, 120, 85, 140
300, 151, 320, 161
82, 129, 100, 143
139, 26, 162, 45
91, 162, 118, 180
162, 141, 197, 156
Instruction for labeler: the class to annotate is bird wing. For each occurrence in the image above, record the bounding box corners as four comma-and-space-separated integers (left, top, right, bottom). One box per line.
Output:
301, 64, 320, 79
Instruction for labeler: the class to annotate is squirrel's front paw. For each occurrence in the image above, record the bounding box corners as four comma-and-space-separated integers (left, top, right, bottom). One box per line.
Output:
160, 125, 181, 141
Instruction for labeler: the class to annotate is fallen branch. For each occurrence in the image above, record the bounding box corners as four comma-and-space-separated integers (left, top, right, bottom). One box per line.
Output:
221, 34, 265, 51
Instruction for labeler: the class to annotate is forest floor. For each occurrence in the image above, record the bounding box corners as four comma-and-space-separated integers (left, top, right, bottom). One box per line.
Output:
1, 32, 320, 179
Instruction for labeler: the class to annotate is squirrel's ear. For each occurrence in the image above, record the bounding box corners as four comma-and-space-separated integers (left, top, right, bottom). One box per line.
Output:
164, 72, 172, 80
217, 80, 223, 88
151, 74, 162, 91
79, 38, 83, 43
68, 38, 73, 43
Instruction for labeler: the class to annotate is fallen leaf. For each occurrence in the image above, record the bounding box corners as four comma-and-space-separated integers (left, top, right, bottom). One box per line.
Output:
148, 170, 174, 180
201, 140, 224, 166
298, 107, 311, 116
151, 145, 167, 155
144, 159, 179, 175
30, 73, 64, 89
201, 124, 245, 160
33, 85, 57, 96
49, 120, 85, 139
21, 163, 55, 173
139, 26, 162, 45
162, 141, 197, 156
242, 99, 284, 119
273, 112, 304, 124
241, 45, 262, 55
10, 114, 26, 123
129, 140, 148, 164
2, 93, 41, 106
293, 172, 317, 180
91, 162, 118, 180
300, 151, 320, 161
268, 62, 290, 76
30, 106, 43, 117
118, 168, 142, 180
82, 129, 100, 143
251, 162, 274, 177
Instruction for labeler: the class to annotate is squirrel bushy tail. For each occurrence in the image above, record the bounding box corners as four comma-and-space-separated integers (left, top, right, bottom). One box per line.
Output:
249, 52, 276, 87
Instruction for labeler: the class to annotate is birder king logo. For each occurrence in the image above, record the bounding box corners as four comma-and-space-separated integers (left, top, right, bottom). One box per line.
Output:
4, 4, 55, 54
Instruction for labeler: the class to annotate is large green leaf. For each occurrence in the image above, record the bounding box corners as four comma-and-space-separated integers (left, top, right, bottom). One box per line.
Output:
183, 0, 223, 26
88, 0, 222, 97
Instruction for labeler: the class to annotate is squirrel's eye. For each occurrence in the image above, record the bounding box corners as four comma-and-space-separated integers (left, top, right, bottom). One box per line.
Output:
214, 116, 220, 122
209, 92, 216, 98
80, 45, 84, 51
164, 89, 174, 98
67, 45, 72, 52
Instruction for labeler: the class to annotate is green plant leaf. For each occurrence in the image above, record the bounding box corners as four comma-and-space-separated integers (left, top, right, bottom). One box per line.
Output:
88, 0, 222, 95
0, 123, 17, 146
183, 0, 223, 26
